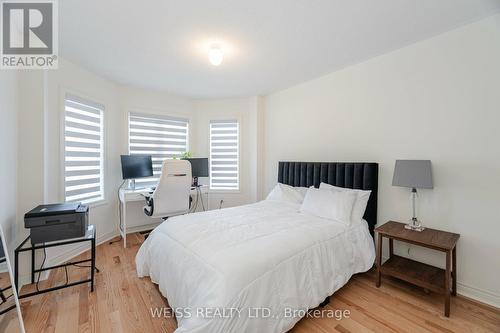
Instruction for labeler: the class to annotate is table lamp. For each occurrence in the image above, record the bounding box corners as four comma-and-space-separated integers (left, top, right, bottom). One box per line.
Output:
392, 160, 433, 231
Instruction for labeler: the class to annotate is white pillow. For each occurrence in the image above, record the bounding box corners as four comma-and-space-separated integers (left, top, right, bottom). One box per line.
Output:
294, 186, 311, 198
266, 183, 307, 205
300, 187, 356, 225
319, 182, 371, 222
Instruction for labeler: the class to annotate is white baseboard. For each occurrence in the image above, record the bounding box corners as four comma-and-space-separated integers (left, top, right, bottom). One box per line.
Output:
18, 230, 119, 288
46, 229, 118, 267
457, 283, 500, 309
381, 255, 500, 309
121, 222, 161, 235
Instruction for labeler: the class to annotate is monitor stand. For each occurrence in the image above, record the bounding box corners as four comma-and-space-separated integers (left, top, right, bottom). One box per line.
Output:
126, 179, 151, 191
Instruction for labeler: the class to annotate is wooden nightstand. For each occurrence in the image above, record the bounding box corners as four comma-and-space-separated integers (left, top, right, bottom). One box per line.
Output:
375, 221, 460, 317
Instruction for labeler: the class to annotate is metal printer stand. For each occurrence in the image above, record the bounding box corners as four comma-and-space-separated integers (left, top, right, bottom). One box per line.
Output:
14, 225, 96, 298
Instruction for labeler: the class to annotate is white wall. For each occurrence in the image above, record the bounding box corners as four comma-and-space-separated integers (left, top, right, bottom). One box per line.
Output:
263, 14, 500, 307
0, 71, 20, 250
17, 71, 45, 241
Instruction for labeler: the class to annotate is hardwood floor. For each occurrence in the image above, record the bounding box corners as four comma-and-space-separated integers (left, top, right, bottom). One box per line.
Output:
1, 270, 23, 333
20, 233, 500, 333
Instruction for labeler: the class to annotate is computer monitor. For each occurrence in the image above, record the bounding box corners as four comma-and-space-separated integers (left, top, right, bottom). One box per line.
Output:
186, 158, 208, 186
120, 155, 153, 180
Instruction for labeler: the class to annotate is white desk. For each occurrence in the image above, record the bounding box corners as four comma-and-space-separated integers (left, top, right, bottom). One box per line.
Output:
118, 185, 209, 248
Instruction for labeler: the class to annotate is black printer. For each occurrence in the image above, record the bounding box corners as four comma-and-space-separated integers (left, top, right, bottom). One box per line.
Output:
24, 203, 89, 244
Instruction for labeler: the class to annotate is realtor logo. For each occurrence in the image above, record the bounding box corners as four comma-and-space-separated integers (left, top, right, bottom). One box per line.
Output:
1, 0, 58, 69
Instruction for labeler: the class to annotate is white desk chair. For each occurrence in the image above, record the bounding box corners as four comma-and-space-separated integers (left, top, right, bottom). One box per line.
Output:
143, 159, 192, 218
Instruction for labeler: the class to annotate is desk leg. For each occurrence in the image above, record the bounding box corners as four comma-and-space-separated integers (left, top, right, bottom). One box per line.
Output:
122, 199, 127, 248
445, 250, 451, 317
389, 238, 394, 258
207, 191, 210, 210
452, 246, 457, 296
91, 237, 95, 292
376, 233, 382, 287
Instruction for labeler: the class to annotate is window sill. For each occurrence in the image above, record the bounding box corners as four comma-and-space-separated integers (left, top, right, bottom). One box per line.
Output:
208, 189, 241, 194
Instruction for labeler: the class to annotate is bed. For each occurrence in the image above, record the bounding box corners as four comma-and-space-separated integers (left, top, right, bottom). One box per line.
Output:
136, 161, 378, 333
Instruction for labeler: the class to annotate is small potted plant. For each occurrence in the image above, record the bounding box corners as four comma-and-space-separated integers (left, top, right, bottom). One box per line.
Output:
173, 151, 192, 160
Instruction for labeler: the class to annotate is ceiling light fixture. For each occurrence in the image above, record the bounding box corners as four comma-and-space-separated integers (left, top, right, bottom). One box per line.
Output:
208, 45, 224, 66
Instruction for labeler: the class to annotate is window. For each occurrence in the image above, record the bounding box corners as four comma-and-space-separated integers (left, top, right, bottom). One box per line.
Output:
128, 112, 189, 188
64, 94, 104, 204
209, 120, 239, 190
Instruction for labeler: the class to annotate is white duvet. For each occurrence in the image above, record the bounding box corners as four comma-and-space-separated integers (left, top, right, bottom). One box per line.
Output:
136, 200, 375, 333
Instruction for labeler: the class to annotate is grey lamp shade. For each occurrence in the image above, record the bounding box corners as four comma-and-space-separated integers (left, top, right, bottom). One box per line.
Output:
392, 160, 433, 189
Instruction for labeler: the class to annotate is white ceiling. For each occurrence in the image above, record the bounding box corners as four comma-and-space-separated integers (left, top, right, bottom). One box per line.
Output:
60, 0, 500, 98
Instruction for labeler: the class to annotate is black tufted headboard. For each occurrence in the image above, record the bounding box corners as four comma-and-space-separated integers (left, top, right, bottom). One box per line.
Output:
278, 161, 379, 236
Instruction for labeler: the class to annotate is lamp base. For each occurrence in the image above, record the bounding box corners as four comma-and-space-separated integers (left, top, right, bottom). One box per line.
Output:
404, 218, 425, 232
404, 223, 425, 232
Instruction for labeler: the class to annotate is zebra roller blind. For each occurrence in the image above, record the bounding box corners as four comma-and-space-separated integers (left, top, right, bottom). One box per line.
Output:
64, 94, 104, 204
209, 120, 239, 190
128, 112, 189, 188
